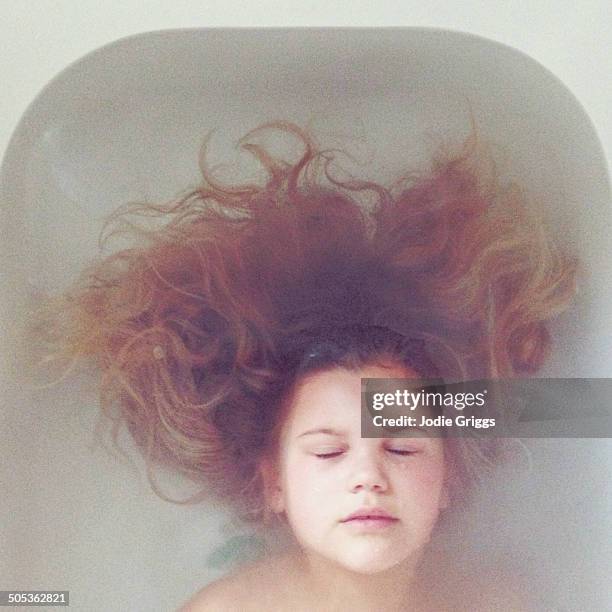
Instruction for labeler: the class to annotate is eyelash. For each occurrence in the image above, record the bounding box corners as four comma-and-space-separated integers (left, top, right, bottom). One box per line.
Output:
314, 449, 416, 459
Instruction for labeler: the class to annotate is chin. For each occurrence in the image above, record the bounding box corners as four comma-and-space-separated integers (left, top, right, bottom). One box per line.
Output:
335, 550, 411, 575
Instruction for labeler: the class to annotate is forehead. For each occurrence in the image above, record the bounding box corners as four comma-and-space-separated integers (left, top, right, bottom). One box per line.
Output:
283, 363, 417, 433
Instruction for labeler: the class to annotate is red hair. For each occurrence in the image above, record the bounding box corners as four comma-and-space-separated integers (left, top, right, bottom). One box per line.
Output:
23, 120, 578, 522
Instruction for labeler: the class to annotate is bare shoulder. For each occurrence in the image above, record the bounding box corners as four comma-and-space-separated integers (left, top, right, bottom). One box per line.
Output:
470, 571, 536, 612
177, 552, 302, 612
423, 568, 536, 612
177, 577, 234, 612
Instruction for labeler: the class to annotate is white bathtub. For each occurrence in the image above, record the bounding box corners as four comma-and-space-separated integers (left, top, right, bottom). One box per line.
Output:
1, 28, 610, 610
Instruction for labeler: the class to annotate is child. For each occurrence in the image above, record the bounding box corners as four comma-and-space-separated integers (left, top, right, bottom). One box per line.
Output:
26, 121, 578, 610
180, 326, 451, 611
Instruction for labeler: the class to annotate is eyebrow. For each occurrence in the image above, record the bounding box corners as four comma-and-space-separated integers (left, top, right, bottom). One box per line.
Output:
297, 428, 346, 439
400, 426, 429, 435
297, 427, 433, 439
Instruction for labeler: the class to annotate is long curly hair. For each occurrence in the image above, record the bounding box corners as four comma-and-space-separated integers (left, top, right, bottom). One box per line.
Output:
23, 120, 578, 523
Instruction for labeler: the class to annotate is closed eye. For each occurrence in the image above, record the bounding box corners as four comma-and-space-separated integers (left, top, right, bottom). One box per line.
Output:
387, 449, 417, 456
314, 451, 344, 459
314, 449, 416, 459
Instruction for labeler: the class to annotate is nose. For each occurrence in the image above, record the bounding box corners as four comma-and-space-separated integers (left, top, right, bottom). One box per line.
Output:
348, 450, 389, 494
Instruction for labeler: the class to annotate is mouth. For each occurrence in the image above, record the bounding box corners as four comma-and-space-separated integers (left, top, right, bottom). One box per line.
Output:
340, 508, 399, 529
340, 516, 399, 531
341, 508, 397, 522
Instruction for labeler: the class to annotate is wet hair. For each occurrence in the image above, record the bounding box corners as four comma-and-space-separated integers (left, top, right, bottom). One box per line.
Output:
23, 120, 578, 524
257, 322, 508, 524
279, 324, 440, 377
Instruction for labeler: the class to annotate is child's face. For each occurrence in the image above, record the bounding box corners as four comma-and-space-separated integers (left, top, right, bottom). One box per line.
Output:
264, 362, 448, 575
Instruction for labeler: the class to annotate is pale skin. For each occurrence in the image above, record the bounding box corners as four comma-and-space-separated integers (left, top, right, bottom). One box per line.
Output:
181, 362, 450, 611
179, 363, 530, 611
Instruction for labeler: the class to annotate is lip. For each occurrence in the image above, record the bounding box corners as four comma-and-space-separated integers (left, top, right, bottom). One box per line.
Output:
341, 516, 399, 532
341, 507, 398, 523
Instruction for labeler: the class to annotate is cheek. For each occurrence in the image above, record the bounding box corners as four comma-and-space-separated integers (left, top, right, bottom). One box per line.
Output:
395, 458, 447, 513
281, 454, 334, 518
417, 456, 446, 489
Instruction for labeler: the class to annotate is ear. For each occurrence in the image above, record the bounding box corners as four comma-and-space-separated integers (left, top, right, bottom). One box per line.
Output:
259, 456, 284, 514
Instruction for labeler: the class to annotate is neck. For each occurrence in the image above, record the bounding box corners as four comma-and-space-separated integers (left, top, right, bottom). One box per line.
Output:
292, 548, 424, 612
